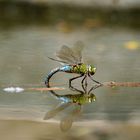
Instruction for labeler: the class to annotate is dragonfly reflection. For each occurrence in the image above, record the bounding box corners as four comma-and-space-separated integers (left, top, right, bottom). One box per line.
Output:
44, 84, 98, 132
45, 42, 102, 87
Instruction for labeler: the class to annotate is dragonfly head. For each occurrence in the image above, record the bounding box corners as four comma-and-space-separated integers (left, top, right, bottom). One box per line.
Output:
88, 65, 96, 75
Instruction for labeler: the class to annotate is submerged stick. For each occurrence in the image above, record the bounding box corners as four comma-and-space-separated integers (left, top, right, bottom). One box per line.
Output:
3, 87, 65, 93
103, 81, 140, 87
29, 87, 65, 91
2, 81, 140, 93
2, 83, 65, 93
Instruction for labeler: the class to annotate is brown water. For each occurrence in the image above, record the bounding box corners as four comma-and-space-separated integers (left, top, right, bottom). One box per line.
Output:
0, 26, 140, 139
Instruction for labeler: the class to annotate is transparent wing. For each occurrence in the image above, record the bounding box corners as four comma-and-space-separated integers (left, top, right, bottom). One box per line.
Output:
56, 41, 84, 65
43, 102, 71, 120
60, 105, 81, 132
72, 41, 84, 63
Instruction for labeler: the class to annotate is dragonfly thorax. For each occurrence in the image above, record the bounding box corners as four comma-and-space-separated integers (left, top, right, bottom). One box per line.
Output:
71, 64, 96, 75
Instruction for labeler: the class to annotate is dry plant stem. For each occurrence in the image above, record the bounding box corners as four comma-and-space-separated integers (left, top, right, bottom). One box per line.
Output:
2, 81, 140, 93
29, 87, 65, 91
28, 82, 140, 91
103, 81, 140, 87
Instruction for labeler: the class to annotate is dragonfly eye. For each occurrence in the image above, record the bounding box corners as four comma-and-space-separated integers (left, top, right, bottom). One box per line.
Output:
93, 67, 96, 71
89, 66, 96, 75
90, 72, 95, 75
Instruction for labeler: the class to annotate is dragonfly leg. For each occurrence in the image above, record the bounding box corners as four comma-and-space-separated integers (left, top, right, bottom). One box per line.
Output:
81, 75, 86, 84
69, 84, 84, 94
81, 75, 88, 94
88, 84, 102, 94
88, 74, 102, 86
81, 74, 88, 89
69, 74, 84, 88
82, 83, 86, 93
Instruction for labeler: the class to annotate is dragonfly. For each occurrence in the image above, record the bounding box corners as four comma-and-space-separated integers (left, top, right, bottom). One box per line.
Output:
45, 42, 102, 87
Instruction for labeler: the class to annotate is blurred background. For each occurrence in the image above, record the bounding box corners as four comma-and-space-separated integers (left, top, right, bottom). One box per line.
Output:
0, 0, 140, 29
0, 0, 140, 140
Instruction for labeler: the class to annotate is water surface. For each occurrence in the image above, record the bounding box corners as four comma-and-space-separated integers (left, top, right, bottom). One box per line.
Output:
0, 26, 140, 138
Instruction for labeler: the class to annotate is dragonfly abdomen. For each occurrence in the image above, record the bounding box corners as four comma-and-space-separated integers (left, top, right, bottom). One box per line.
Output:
45, 67, 61, 87
45, 66, 72, 87
59, 65, 72, 72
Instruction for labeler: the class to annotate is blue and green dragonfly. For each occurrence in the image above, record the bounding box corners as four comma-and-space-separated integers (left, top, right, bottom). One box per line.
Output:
45, 42, 102, 87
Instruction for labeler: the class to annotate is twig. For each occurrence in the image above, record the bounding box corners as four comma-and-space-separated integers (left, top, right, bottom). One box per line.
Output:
28, 87, 65, 91
103, 81, 140, 87
2, 81, 140, 93
3, 86, 65, 93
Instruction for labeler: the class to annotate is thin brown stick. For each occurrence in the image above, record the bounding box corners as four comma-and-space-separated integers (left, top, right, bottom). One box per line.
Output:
103, 81, 140, 87
2, 81, 140, 93
28, 87, 65, 91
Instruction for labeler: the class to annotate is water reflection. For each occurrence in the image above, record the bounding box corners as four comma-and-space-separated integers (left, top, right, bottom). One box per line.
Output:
44, 84, 99, 132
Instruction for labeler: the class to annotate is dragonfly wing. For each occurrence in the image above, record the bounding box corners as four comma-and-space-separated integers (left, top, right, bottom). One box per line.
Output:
43, 102, 71, 120
56, 42, 84, 65
56, 45, 76, 64
72, 41, 84, 64
60, 115, 73, 132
